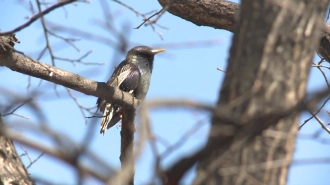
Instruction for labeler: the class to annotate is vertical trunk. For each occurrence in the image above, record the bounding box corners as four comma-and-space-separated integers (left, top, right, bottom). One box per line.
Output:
0, 116, 34, 185
120, 108, 136, 185
196, 0, 328, 185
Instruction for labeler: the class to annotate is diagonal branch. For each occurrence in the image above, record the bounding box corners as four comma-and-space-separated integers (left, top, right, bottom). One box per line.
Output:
157, 0, 330, 62
0, 0, 79, 36
0, 35, 139, 110
0, 35, 139, 183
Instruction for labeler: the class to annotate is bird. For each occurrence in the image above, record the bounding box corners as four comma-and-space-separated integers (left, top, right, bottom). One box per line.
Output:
96, 46, 165, 135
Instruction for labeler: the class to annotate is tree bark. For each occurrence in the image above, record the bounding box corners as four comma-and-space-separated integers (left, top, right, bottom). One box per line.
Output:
191, 0, 328, 185
0, 35, 139, 185
158, 0, 330, 62
0, 36, 139, 111
120, 108, 136, 185
0, 1, 328, 185
0, 116, 34, 185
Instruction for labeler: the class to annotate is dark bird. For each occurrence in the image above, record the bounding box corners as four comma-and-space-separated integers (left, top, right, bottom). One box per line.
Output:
96, 46, 165, 135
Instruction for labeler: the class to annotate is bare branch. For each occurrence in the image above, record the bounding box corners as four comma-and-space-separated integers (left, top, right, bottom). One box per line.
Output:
146, 99, 213, 111
119, 107, 136, 185
47, 30, 81, 52
20, 145, 45, 169
2, 125, 113, 182
0, 117, 34, 185
55, 50, 105, 66
135, 9, 163, 29
0, 41, 139, 110
111, 0, 165, 39
2, 98, 34, 119
0, 0, 79, 35
300, 58, 330, 131
216, 157, 330, 177
65, 88, 95, 124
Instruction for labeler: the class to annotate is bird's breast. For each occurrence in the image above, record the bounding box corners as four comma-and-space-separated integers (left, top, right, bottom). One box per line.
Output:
136, 65, 152, 100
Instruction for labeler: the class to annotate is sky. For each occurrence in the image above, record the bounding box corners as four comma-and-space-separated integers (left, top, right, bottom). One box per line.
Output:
1, 0, 330, 184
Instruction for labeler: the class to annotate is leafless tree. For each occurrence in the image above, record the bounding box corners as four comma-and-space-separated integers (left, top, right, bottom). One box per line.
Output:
1, 0, 330, 184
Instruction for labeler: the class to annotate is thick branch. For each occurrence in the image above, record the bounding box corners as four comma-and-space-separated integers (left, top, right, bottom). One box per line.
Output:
0, 116, 34, 185
1, 124, 112, 183
163, 0, 328, 184
0, 36, 139, 110
120, 108, 136, 185
158, 0, 238, 31
0, 35, 139, 183
157, 0, 330, 62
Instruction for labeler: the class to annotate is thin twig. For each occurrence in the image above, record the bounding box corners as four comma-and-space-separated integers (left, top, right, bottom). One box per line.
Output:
47, 30, 81, 52
2, 98, 34, 119
299, 97, 330, 131
135, 9, 163, 29
55, 50, 105, 66
36, 0, 56, 66
27, 152, 45, 169
299, 59, 330, 131
0, 0, 78, 35
111, 0, 165, 39
66, 88, 95, 124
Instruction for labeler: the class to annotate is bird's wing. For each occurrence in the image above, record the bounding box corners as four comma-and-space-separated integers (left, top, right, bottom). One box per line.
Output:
97, 61, 140, 110
108, 62, 135, 87
119, 67, 140, 94
97, 62, 141, 134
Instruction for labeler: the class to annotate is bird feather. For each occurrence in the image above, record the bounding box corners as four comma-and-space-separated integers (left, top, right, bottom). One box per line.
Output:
97, 61, 141, 134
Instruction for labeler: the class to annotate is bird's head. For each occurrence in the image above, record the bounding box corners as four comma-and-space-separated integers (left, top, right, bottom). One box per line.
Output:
126, 46, 165, 66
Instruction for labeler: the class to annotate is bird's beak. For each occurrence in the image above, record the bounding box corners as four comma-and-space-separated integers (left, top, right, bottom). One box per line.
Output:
151, 48, 166, 54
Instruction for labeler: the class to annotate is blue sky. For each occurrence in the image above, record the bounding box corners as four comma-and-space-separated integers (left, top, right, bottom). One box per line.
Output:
1, 0, 330, 184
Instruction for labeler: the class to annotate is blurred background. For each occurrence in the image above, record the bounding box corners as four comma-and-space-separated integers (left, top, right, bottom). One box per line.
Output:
1, 0, 330, 184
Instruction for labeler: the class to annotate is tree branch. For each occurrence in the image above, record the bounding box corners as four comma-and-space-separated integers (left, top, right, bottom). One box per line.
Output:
0, 117, 34, 185
160, 0, 329, 184
157, 0, 330, 62
0, 0, 78, 36
120, 108, 136, 185
0, 34, 139, 183
0, 35, 139, 110
2, 122, 114, 183
157, 0, 238, 31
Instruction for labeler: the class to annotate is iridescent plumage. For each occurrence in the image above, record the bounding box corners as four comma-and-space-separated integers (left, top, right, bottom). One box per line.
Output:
97, 46, 165, 134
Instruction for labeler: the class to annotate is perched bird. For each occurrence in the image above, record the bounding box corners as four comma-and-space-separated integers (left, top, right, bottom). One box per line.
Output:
96, 46, 165, 135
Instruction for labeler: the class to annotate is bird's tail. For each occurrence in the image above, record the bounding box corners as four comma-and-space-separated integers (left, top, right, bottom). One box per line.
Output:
100, 103, 114, 135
